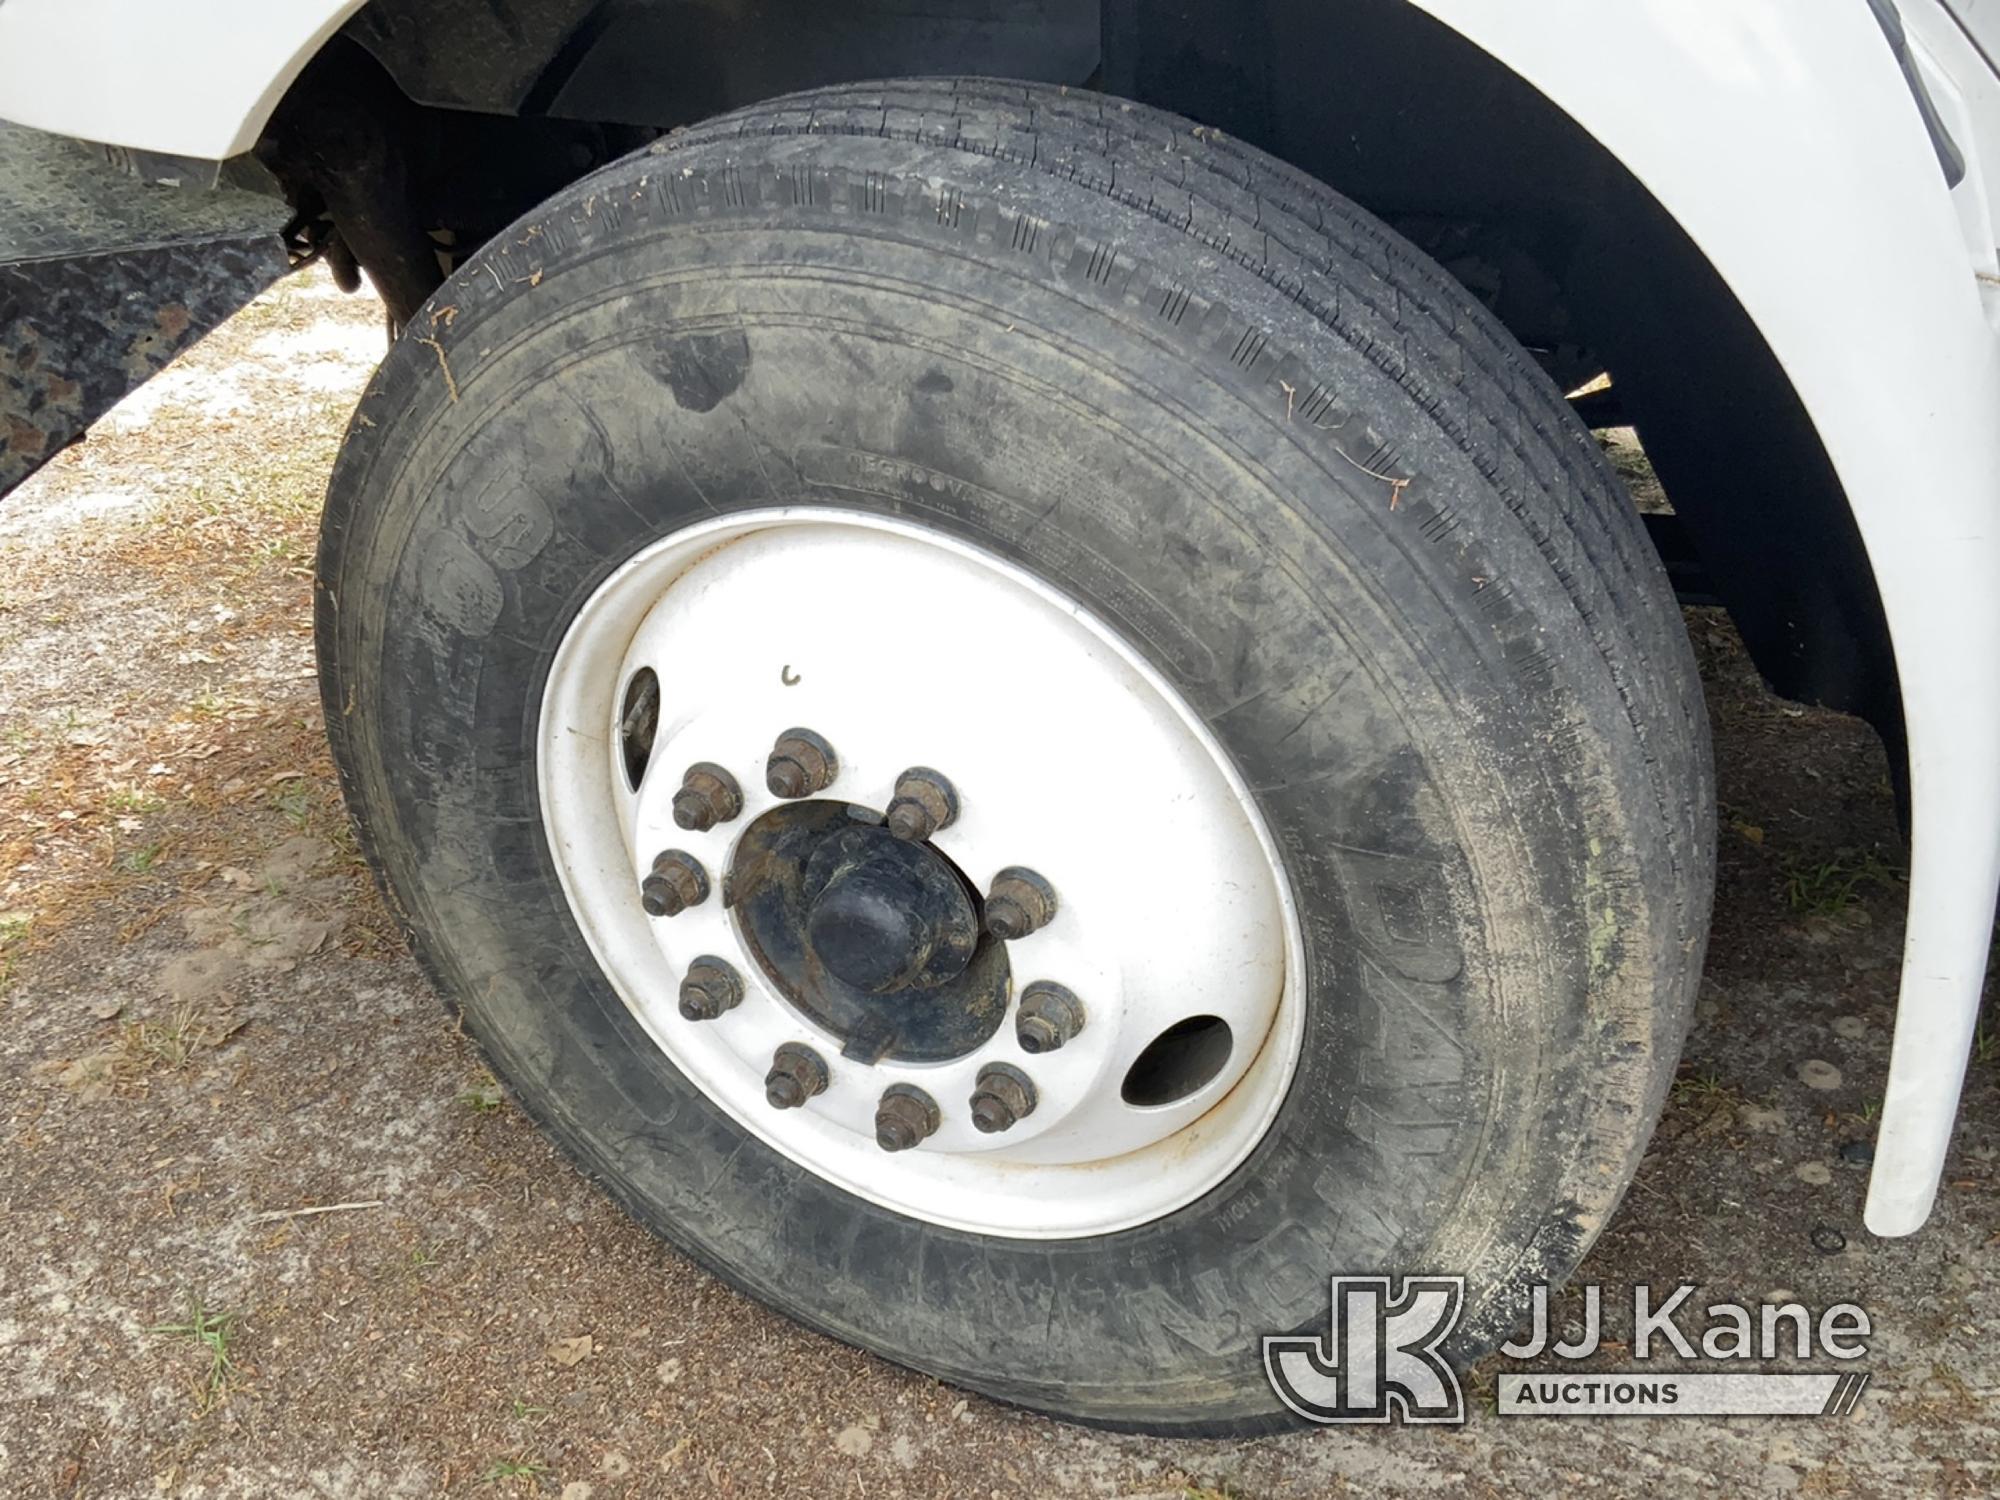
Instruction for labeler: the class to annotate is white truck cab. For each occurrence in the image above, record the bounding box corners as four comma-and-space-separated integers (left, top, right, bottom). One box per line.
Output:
2, 0, 1994, 1433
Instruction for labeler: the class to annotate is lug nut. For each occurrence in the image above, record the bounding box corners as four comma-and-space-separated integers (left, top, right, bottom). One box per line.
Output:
874, 1083, 941, 1152
672, 761, 743, 832
984, 866, 1058, 941
678, 955, 744, 1021
969, 1063, 1037, 1134
766, 728, 838, 799
886, 767, 958, 843
765, 1042, 829, 1109
640, 849, 709, 917
1016, 980, 1085, 1054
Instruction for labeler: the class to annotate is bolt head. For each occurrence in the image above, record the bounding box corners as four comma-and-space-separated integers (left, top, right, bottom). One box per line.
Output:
765, 1042, 828, 1109
672, 787, 716, 831
876, 1115, 920, 1152
886, 768, 957, 843
984, 867, 1057, 940
767, 729, 836, 798
885, 799, 933, 842
1016, 980, 1082, 1052
970, 1063, 1036, 1133
678, 956, 742, 1022
641, 874, 684, 917
673, 763, 742, 830
985, 895, 1030, 941
970, 1095, 1013, 1134
644, 850, 709, 917
873, 1085, 939, 1152
766, 1071, 806, 1109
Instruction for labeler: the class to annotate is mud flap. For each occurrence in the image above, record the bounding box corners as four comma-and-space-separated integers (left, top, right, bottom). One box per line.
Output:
0, 121, 290, 499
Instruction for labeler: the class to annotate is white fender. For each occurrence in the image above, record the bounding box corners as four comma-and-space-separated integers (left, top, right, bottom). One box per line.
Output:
0, 1, 369, 159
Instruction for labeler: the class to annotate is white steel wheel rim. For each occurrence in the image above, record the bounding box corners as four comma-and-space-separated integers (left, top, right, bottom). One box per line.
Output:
538, 509, 1304, 1238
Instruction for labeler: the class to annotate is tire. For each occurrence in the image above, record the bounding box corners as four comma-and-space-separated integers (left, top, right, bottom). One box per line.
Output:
317, 79, 1714, 1434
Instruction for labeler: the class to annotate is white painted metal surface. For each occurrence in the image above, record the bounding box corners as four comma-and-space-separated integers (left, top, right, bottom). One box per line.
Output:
0, 0, 367, 158
3, 0, 1996, 1235
538, 510, 1303, 1238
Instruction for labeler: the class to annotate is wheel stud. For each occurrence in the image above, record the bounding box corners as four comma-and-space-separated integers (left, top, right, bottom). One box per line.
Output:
874, 1083, 941, 1152
672, 762, 743, 832
678, 955, 744, 1021
765, 1042, 828, 1109
766, 728, 838, 799
983, 866, 1057, 941
641, 849, 709, 917
1016, 980, 1085, 1053
886, 767, 958, 843
969, 1063, 1037, 1134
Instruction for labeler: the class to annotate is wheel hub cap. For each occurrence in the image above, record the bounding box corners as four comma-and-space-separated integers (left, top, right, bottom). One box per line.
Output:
800, 823, 978, 994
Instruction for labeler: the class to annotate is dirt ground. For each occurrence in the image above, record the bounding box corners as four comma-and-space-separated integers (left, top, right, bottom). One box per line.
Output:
1, 268, 1995, 1498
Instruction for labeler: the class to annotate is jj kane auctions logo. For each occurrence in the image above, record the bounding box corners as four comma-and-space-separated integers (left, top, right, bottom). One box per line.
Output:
1264, 1278, 1872, 1423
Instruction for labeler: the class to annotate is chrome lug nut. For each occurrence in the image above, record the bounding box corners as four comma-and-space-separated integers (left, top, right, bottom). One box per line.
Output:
641, 849, 709, 916
983, 866, 1058, 941
874, 1083, 941, 1152
1016, 980, 1085, 1054
766, 727, 838, 799
672, 761, 744, 832
885, 766, 959, 843
969, 1063, 1037, 1134
765, 1042, 829, 1109
678, 955, 744, 1021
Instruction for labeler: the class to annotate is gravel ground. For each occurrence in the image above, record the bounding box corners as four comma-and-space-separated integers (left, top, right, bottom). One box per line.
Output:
0, 269, 1995, 1498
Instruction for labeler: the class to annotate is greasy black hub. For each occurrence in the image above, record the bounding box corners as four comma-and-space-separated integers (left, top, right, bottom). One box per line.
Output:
802, 826, 979, 993
728, 801, 1010, 1064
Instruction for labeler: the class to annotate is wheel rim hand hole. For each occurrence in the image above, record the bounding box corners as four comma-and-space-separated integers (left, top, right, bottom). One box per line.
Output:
1121, 1015, 1234, 1107
619, 667, 660, 791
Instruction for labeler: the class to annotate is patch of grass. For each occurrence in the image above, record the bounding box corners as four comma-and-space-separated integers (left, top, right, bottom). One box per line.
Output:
478, 1456, 547, 1487
270, 781, 313, 831
120, 840, 166, 874
460, 1076, 504, 1114
1462, 1365, 1500, 1417
121, 1000, 211, 1071
1672, 1067, 1730, 1102
0, 911, 33, 995
1781, 849, 1901, 920
152, 1294, 236, 1409
106, 784, 166, 815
